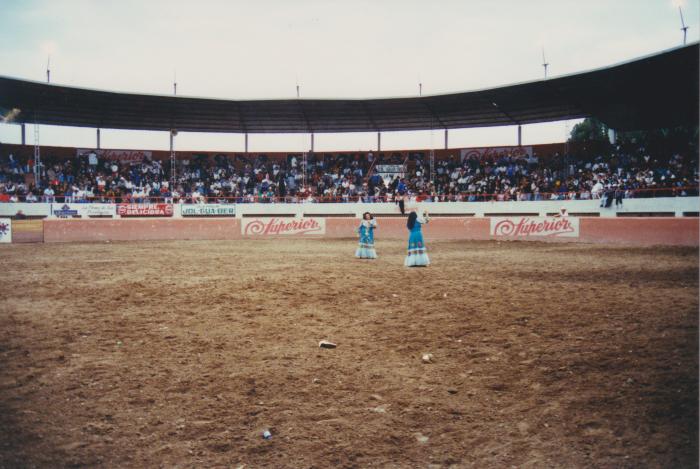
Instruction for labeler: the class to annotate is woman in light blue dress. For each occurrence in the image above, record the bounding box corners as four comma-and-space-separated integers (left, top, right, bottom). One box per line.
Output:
404, 211, 430, 267
355, 212, 378, 259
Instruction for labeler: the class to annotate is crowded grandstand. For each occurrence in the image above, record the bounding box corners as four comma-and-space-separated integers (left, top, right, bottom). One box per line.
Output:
1, 138, 697, 204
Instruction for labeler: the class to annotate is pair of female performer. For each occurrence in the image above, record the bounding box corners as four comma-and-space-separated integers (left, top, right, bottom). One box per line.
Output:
355, 211, 430, 267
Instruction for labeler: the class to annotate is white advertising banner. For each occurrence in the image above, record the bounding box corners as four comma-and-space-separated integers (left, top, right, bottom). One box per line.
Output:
376, 165, 405, 173
0, 218, 11, 243
241, 217, 326, 236
83, 204, 117, 217
490, 216, 580, 238
77, 148, 151, 163
180, 204, 236, 217
51, 203, 115, 218
460, 146, 533, 161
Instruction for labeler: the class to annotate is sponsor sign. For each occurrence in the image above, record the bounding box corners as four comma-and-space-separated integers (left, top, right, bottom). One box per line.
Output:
242, 217, 325, 236
51, 203, 116, 218
180, 204, 236, 217
83, 204, 116, 217
490, 216, 579, 238
52, 204, 80, 218
77, 148, 151, 164
0, 218, 11, 243
117, 203, 174, 217
460, 146, 533, 161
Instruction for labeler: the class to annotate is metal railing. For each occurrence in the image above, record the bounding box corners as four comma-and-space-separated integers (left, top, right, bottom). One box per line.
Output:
4, 186, 697, 204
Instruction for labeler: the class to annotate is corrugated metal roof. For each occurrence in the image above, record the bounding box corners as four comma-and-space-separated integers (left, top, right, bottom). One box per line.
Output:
0, 43, 697, 133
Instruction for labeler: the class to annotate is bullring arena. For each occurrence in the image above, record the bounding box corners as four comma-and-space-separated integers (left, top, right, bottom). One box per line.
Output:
1, 6, 700, 466
0, 209, 698, 467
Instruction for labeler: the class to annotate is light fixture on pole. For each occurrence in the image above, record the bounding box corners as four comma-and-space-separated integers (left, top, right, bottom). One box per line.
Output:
541, 48, 549, 79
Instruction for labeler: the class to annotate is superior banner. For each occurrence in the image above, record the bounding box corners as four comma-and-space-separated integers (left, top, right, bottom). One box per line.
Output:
242, 217, 325, 236
0, 218, 11, 243
77, 148, 151, 163
117, 203, 174, 217
180, 204, 236, 217
460, 146, 533, 161
490, 216, 579, 238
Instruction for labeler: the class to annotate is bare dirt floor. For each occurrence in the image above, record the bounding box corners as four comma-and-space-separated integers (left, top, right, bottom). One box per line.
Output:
0, 239, 697, 468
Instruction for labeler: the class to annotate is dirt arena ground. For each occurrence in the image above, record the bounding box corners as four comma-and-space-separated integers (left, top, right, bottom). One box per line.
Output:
0, 239, 697, 468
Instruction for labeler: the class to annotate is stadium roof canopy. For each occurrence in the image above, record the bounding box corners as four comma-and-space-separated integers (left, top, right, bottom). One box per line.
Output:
0, 43, 697, 134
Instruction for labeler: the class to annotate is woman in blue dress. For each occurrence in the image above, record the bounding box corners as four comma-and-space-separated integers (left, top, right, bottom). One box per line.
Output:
355, 212, 378, 259
404, 211, 430, 267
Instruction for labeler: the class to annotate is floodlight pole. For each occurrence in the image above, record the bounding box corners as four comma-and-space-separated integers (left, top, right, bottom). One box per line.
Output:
679, 6, 689, 45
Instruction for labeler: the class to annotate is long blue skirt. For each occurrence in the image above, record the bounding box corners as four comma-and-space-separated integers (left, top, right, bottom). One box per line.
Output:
404, 230, 429, 267
356, 233, 377, 259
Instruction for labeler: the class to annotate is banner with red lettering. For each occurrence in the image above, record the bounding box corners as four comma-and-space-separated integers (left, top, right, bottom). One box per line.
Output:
460, 146, 532, 161
117, 204, 174, 217
490, 216, 579, 238
242, 217, 325, 236
77, 148, 151, 163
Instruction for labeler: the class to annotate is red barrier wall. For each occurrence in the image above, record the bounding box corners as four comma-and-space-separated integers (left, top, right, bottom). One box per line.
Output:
43, 218, 241, 243
11, 220, 44, 243
42, 217, 698, 246
579, 218, 699, 246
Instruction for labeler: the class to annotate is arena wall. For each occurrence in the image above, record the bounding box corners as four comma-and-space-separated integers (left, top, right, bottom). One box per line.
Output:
43, 218, 240, 243
11, 220, 44, 243
40, 216, 698, 246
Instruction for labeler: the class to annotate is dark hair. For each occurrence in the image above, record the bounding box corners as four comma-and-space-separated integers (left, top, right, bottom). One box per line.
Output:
363, 212, 373, 220
407, 211, 417, 229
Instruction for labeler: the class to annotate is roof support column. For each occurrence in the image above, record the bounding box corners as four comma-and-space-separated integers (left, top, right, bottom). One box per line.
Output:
444, 129, 448, 149
21, 123, 26, 145
377, 132, 381, 151
517, 125, 522, 147
310, 133, 314, 152
96, 128, 101, 149
245, 133, 249, 154
169, 130, 176, 191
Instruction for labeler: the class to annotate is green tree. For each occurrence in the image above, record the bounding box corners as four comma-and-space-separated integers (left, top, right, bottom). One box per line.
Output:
567, 117, 612, 158
568, 117, 609, 143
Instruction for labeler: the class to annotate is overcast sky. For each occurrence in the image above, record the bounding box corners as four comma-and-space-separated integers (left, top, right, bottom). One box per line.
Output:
0, 0, 697, 152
